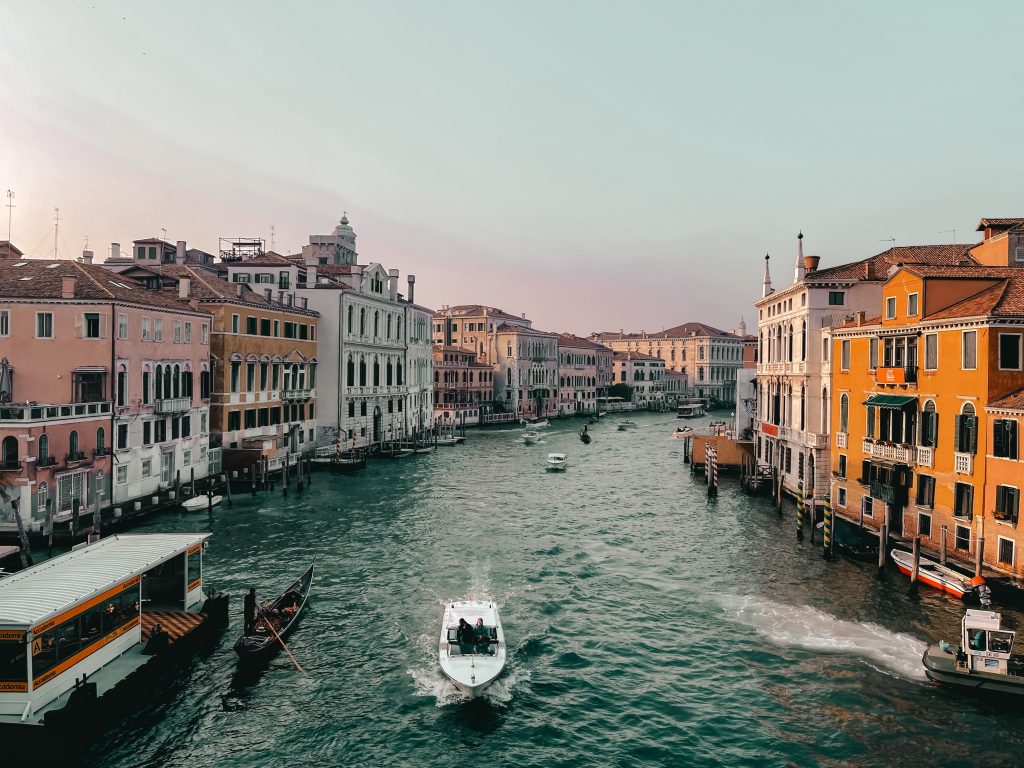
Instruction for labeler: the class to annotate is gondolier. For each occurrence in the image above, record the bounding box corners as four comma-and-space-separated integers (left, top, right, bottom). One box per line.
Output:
244, 588, 257, 635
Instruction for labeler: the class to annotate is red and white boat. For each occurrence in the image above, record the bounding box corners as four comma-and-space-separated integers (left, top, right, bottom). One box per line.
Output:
890, 548, 990, 604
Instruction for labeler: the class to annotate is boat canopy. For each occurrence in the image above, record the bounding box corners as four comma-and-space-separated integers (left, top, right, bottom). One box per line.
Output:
0, 533, 210, 629
863, 394, 916, 409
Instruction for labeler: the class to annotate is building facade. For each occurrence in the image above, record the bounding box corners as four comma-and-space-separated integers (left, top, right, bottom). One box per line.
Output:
494, 324, 558, 419
555, 335, 609, 416
612, 352, 667, 409
432, 345, 494, 425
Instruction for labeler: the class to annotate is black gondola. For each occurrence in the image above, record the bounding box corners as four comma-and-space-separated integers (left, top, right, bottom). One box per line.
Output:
579, 431, 592, 444
233, 563, 314, 663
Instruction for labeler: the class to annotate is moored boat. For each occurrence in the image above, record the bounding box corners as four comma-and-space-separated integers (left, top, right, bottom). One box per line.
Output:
438, 599, 506, 698
234, 563, 314, 664
890, 548, 990, 604
531, 418, 550, 428
545, 452, 568, 470
923, 609, 1024, 695
180, 493, 223, 511
677, 402, 705, 418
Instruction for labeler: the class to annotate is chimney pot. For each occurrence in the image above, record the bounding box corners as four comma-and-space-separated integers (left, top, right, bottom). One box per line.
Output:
264, 288, 273, 303
236, 283, 244, 298
407, 274, 416, 304
81, 249, 94, 265
175, 240, 186, 265
804, 255, 820, 273
178, 277, 191, 299
61, 276, 76, 299
111, 242, 121, 261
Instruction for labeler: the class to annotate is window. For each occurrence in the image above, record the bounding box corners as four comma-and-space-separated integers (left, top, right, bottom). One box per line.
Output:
231, 314, 240, 334
96, 427, 105, 455
885, 296, 896, 319
918, 512, 932, 538
920, 401, 938, 448
0, 436, 18, 469
116, 465, 128, 485
955, 524, 971, 551
118, 313, 128, 339
828, 291, 845, 306
227, 411, 241, 431
907, 293, 919, 317
201, 323, 208, 344
955, 406, 978, 454
993, 419, 1019, 459
143, 421, 152, 446
173, 321, 181, 343
154, 318, 163, 342
244, 409, 256, 428
72, 371, 105, 403
839, 393, 849, 432
838, 454, 847, 479
142, 459, 152, 478
954, 482, 974, 519
246, 317, 257, 335
923, 334, 937, 370
999, 333, 1022, 370
82, 313, 101, 338
185, 322, 192, 344
142, 316, 151, 341
962, 330, 977, 370
861, 496, 873, 519
999, 537, 1015, 567
916, 475, 935, 508
840, 341, 850, 371
869, 337, 878, 370
260, 318, 271, 337
995, 485, 1020, 524
68, 430, 80, 460
837, 486, 847, 507
230, 361, 240, 393
36, 312, 53, 338
117, 423, 128, 450
116, 368, 127, 407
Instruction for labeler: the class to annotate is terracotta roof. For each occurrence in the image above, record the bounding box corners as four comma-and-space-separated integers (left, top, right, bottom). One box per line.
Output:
925, 277, 1024, 320
0, 259, 208, 313
437, 305, 524, 321
230, 252, 295, 267
613, 351, 663, 362
808, 244, 977, 282
594, 321, 735, 340
556, 333, 610, 351
494, 322, 554, 336
977, 218, 1024, 231
990, 386, 1024, 411
834, 314, 882, 330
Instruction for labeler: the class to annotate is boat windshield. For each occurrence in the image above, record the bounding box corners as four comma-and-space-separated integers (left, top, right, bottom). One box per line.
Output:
990, 631, 1014, 654
968, 629, 987, 652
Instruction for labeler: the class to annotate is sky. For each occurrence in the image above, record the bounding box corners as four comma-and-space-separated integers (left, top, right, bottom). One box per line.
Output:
2, 1, 1022, 336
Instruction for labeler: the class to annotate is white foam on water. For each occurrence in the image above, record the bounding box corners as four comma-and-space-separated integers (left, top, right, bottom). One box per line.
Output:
716, 594, 928, 681
407, 663, 529, 708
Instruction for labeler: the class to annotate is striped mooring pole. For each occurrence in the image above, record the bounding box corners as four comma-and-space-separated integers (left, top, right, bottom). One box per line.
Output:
823, 492, 833, 560
707, 445, 718, 498
796, 481, 804, 542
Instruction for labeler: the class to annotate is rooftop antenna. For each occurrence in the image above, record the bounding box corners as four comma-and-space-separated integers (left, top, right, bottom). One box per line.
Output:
4, 190, 13, 242
84, 234, 90, 249
270, 224, 276, 251
939, 229, 956, 244
879, 237, 895, 249
161, 227, 167, 242
53, 208, 60, 259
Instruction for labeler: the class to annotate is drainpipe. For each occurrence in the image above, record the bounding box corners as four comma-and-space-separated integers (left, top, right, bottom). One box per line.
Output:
108, 301, 116, 529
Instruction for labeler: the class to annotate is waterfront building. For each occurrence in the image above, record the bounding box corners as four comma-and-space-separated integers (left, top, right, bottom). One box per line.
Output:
663, 370, 688, 406
432, 345, 494, 425
755, 237, 976, 509
612, 351, 667, 409
493, 324, 558, 419
555, 334, 609, 416
593, 322, 746, 404
0, 256, 212, 532
433, 305, 532, 365
828, 258, 1024, 576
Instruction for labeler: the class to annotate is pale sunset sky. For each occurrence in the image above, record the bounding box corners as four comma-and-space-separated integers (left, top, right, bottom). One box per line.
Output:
2, 1, 1021, 334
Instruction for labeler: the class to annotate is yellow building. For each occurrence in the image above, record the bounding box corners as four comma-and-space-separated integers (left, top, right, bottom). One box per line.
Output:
829, 262, 1024, 576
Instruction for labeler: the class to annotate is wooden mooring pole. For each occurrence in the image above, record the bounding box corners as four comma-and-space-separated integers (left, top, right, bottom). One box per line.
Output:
909, 536, 921, 596
11, 499, 33, 568
939, 525, 947, 565
877, 519, 888, 578
822, 493, 833, 560
796, 481, 804, 542
224, 473, 233, 508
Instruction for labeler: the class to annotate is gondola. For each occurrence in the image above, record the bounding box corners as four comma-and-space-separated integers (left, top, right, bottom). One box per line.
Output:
233, 563, 314, 663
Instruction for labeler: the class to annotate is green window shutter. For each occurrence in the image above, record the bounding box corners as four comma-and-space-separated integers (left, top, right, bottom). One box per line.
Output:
994, 420, 1006, 457
1009, 421, 1019, 460
954, 415, 962, 452
967, 416, 978, 454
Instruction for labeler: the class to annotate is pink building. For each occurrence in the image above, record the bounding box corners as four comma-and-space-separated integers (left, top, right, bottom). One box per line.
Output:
0, 255, 211, 534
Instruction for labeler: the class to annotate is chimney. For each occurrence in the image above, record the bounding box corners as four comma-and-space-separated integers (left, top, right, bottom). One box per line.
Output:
111, 242, 121, 261
521, 313, 527, 320
178, 277, 191, 299
804, 255, 820, 273
236, 283, 244, 298
388, 268, 399, 300
407, 274, 416, 304
264, 288, 273, 303
61, 276, 76, 299
856, 311, 866, 327
175, 240, 186, 265
81, 249, 94, 265
306, 264, 317, 287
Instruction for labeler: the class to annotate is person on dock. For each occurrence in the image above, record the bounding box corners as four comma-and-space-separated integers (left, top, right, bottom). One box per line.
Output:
244, 588, 257, 635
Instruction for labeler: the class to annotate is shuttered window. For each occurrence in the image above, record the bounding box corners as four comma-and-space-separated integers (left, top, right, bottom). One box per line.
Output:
954, 482, 974, 519
993, 419, 1019, 459
962, 331, 977, 370
954, 414, 978, 454
924, 334, 938, 370
919, 402, 938, 448
995, 486, 1020, 524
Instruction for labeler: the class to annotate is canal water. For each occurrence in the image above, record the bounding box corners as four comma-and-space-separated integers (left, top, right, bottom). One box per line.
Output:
79, 412, 1024, 767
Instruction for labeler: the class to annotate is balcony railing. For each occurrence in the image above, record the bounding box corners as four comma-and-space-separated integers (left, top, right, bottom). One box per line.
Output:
870, 481, 906, 506
954, 452, 973, 474
869, 441, 914, 463
836, 432, 848, 449
282, 389, 312, 400
155, 397, 191, 414
36, 457, 57, 468
0, 401, 112, 423
916, 446, 934, 468
875, 365, 917, 385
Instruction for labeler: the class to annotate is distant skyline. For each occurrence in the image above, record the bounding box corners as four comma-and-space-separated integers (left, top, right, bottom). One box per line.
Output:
2, 1, 1022, 335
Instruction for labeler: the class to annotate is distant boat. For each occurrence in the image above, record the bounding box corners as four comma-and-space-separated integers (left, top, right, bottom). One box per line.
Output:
545, 453, 568, 471
180, 493, 222, 511
522, 430, 542, 445
579, 431, 592, 444
531, 419, 550, 428
617, 421, 637, 431
672, 427, 695, 439
677, 403, 705, 418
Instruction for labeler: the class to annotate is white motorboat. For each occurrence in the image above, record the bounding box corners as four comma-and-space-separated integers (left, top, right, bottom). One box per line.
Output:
672, 427, 695, 439
530, 419, 550, 428
891, 548, 990, 604
439, 599, 506, 698
180, 493, 222, 511
522, 430, 542, 444
545, 452, 568, 470
617, 420, 638, 431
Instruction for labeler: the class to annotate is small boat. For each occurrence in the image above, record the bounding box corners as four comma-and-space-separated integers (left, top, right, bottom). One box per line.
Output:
579, 431, 591, 444
412, 445, 435, 455
677, 403, 705, 419
180, 493, 222, 511
923, 609, 1024, 695
522, 430, 542, 444
890, 548, 991, 604
530, 419, 550, 428
436, 436, 466, 446
617, 420, 637, 431
439, 599, 506, 698
672, 427, 695, 439
234, 563, 314, 664
545, 453, 568, 471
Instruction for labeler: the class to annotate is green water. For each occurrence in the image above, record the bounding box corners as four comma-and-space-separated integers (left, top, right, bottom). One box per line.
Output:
81, 413, 1024, 767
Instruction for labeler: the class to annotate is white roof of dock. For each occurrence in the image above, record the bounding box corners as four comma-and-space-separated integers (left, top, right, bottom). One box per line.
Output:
0, 533, 210, 629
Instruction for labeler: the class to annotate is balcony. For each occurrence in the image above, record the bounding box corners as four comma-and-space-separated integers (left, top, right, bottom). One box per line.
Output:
870, 481, 906, 507
0, 401, 112, 423
916, 446, 934, 468
954, 452, 973, 474
836, 432, 848, 449
875, 365, 917, 385
867, 441, 914, 464
66, 451, 87, 463
36, 457, 57, 468
155, 397, 191, 414
282, 389, 312, 400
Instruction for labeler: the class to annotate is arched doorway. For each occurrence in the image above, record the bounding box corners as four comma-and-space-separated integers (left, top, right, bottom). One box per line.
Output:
373, 406, 383, 444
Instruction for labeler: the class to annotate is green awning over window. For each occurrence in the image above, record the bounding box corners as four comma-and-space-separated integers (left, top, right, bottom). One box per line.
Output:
864, 394, 917, 409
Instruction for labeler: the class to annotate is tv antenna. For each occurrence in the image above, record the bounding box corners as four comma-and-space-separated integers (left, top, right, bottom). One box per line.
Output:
879, 237, 895, 249
53, 208, 60, 259
270, 224, 276, 251
4, 190, 13, 242
939, 229, 956, 244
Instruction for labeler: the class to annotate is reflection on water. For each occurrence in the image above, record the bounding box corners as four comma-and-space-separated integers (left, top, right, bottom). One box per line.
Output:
72, 413, 1024, 767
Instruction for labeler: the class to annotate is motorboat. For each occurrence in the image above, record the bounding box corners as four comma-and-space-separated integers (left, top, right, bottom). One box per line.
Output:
677, 403, 705, 419
923, 609, 1024, 695
180, 493, 222, 511
672, 427, 695, 439
531, 419, 550, 428
617, 421, 637, 431
890, 548, 991, 604
522, 430, 542, 444
545, 453, 568, 470
439, 599, 506, 698
436, 436, 466, 446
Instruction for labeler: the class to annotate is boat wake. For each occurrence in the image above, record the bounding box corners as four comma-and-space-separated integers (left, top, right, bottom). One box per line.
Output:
716, 594, 927, 681
407, 663, 530, 707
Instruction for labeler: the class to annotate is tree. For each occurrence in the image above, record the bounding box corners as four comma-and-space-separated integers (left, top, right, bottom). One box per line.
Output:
608, 383, 634, 401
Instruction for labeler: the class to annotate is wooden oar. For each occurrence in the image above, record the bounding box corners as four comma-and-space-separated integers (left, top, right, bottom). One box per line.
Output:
260, 611, 304, 673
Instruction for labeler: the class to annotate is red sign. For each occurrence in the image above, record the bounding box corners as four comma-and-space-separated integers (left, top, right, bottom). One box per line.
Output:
876, 367, 906, 384
761, 422, 779, 437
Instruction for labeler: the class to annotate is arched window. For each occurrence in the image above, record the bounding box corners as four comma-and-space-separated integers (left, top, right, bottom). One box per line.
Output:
387, 315, 392, 339
69, 430, 79, 460
96, 427, 105, 454
920, 399, 937, 447
117, 364, 127, 407
172, 364, 181, 398
821, 387, 829, 434
155, 364, 163, 400
143, 366, 151, 405
1, 436, 17, 469
374, 311, 379, 337
36, 481, 48, 516
397, 318, 403, 341
184, 366, 193, 398
37, 434, 49, 464
386, 360, 393, 385
347, 305, 354, 333
800, 320, 807, 361
360, 308, 366, 336
347, 356, 355, 387
839, 393, 849, 433
359, 356, 367, 386
163, 366, 172, 400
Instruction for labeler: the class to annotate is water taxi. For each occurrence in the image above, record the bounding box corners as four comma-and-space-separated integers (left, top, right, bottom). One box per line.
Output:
522, 430, 542, 445
545, 453, 568, 471
438, 599, 506, 698
923, 610, 1024, 695
617, 420, 638, 431
890, 549, 990, 604
672, 427, 695, 439
0, 533, 229, 758
677, 403, 705, 419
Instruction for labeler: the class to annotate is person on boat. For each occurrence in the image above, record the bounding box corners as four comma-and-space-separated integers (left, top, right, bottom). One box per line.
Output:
244, 588, 257, 635
474, 618, 491, 654
457, 618, 475, 653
